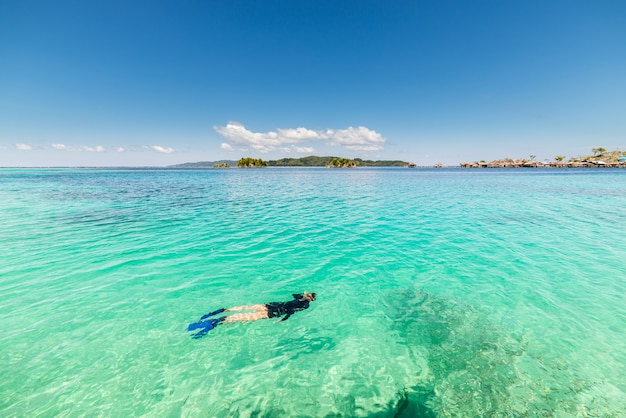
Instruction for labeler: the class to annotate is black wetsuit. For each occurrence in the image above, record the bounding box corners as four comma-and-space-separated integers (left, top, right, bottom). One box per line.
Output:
264, 294, 311, 321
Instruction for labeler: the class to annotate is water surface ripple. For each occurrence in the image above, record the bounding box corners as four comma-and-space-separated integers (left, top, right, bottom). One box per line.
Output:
1, 168, 625, 416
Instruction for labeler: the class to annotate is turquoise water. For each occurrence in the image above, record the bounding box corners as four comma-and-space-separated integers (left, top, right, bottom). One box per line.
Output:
1, 167, 625, 417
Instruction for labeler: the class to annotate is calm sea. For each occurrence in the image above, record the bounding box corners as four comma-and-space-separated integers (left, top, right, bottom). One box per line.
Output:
1, 167, 625, 417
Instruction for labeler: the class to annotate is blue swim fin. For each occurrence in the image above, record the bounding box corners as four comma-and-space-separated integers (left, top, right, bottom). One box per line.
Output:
188, 317, 225, 339
200, 308, 226, 321
187, 321, 207, 331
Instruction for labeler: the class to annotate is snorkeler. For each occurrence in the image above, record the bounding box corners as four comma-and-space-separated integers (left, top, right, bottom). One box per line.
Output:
187, 292, 317, 339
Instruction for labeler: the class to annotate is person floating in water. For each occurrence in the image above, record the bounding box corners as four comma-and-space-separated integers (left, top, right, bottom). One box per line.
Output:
187, 292, 317, 339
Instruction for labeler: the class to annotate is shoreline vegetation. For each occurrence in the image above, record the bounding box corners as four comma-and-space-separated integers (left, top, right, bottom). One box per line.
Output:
236, 157, 268, 168
326, 157, 358, 168
168, 149, 626, 169
169, 156, 411, 168
461, 149, 626, 169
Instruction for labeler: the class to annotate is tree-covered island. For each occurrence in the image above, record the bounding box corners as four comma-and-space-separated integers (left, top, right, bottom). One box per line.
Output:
326, 158, 358, 168
267, 156, 409, 167
237, 157, 268, 168
169, 156, 411, 168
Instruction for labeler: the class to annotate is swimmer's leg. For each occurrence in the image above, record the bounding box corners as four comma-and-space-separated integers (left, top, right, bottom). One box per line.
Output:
223, 306, 269, 323
200, 308, 226, 320
198, 304, 264, 321
225, 304, 266, 312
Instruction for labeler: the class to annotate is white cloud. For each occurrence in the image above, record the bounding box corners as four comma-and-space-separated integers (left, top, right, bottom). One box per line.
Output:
115, 147, 125, 153
51, 143, 108, 152
214, 121, 386, 153
221, 143, 234, 151
324, 126, 386, 151
16, 143, 33, 150
151, 145, 175, 154
282, 145, 316, 154
276, 127, 321, 141
81, 145, 106, 152
214, 122, 281, 153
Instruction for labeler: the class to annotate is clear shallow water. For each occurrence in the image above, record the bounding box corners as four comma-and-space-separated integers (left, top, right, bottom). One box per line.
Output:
1, 167, 625, 417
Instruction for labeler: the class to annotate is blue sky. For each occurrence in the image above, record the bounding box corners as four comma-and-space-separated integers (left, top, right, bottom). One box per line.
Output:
1, 0, 625, 166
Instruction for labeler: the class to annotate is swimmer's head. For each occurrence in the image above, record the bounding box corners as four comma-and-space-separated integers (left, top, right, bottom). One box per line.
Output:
302, 292, 316, 301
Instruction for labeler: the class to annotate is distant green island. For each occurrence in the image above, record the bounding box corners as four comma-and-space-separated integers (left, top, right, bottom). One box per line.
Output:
169, 160, 237, 168
169, 156, 410, 168
326, 157, 358, 168
237, 157, 268, 168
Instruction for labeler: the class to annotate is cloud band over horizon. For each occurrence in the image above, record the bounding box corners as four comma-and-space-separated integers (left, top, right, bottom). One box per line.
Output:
14, 143, 175, 154
214, 122, 386, 154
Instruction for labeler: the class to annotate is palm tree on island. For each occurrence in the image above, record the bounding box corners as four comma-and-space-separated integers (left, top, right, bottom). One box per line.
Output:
592, 147, 606, 156
326, 157, 358, 168
237, 157, 268, 168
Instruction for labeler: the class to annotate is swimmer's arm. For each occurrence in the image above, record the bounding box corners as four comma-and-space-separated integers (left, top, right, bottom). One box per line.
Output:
280, 312, 293, 321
